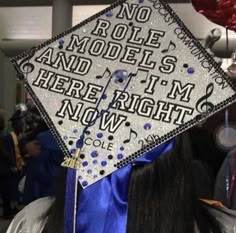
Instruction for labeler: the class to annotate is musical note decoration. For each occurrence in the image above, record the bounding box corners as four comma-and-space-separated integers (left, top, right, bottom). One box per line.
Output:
195, 83, 215, 119
11, 0, 236, 187
96, 68, 111, 79
123, 128, 138, 144
161, 40, 176, 53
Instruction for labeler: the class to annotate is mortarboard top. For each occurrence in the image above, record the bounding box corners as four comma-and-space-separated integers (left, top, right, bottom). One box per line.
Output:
11, 0, 236, 188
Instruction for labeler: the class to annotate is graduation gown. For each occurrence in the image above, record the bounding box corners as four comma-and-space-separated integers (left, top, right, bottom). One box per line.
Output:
23, 130, 64, 204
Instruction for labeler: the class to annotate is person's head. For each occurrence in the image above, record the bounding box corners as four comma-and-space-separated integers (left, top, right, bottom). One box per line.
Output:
10, 118, 25, 135
25, 100, 48, 132
127, 137, 193, 232
9, 104, 27, 135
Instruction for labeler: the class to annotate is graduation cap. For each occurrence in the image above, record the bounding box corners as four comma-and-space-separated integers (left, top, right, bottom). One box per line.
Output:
11, 0, 236, 188
9, 103, 28, 122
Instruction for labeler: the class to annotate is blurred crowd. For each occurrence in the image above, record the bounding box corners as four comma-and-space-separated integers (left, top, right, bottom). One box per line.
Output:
0, 102, 64, 219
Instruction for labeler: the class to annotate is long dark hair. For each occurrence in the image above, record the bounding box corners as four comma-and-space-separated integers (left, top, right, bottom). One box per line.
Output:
43, 137, 223, 233
127, 137, 222, 233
